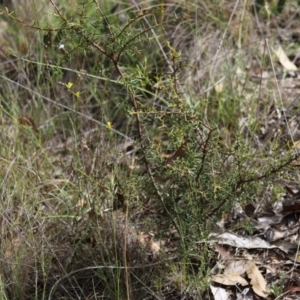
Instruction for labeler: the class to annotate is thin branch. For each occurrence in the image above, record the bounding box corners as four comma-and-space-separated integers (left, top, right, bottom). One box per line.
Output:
49, 0, 68, 22
0, 8, 61, 31
196, 128, 216, 182
208, 153, 300, 218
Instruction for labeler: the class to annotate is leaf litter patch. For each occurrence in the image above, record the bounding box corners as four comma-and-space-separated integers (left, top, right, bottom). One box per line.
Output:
208, 188, 300, 300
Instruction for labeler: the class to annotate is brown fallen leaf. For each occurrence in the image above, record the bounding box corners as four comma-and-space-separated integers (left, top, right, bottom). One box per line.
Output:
211, 273, 248, 286
273, 45, 298, 71
214, 243, 233, 261
224, 260, 251, 276
284, 286, 300, 294
18, 117, 38, 132
138, 231, 160, 259
280, 202, 300, 215
165, 140, 188, 165
212, 259, 270, 298
247, 262, 269, 298
75, 199, 87, 208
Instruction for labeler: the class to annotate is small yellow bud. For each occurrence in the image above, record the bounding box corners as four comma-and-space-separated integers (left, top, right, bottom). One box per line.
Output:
66, 82, 73, 89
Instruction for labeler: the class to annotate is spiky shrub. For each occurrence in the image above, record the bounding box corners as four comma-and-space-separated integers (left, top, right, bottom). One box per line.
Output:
0, 0, 299, 299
